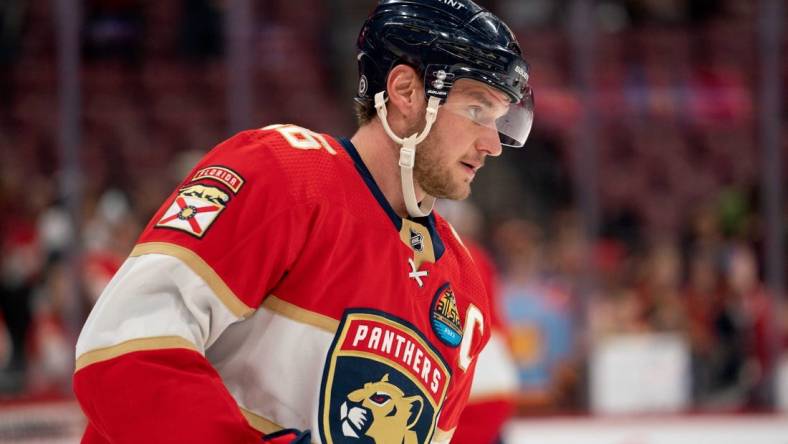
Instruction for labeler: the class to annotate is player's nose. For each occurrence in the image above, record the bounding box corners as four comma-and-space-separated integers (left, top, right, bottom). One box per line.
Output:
475, 127, 503, 157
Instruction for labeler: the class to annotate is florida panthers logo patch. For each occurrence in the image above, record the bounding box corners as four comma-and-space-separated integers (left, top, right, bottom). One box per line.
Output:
319, 310, 451, 444
155, 184, 229, 238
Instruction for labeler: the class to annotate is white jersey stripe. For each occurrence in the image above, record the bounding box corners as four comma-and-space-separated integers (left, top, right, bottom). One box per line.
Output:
208, 308, 335, 440
76, 254, 243, 360
131, 242, 255, 318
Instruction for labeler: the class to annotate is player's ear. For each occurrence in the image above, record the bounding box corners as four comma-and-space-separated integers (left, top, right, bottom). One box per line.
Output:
386, 64, 425, 120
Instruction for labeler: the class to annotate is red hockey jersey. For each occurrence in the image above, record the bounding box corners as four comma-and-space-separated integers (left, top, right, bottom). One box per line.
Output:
74, 125, 491, 444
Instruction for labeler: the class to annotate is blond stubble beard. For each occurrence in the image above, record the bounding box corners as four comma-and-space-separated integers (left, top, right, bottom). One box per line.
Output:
396, 107, 470, 201
412, 121, 470, 200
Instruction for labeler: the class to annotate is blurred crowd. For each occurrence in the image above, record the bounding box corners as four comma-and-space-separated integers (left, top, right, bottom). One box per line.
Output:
490, 206, 784, 412
0, 0, 785, 415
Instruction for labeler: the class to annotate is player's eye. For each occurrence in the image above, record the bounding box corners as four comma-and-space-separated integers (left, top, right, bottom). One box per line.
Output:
369, 392, 391, 405
466, 104, 496, 126
467, 105, 482, 121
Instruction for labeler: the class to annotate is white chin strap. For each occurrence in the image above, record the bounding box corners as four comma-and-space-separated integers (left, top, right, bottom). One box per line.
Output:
374, 91, 442, 218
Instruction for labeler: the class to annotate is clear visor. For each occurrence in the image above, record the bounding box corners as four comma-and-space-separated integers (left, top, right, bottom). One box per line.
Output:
440, 78, 534, 148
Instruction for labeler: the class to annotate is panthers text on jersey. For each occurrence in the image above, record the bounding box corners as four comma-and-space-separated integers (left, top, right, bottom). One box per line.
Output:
74, 125, 491, 444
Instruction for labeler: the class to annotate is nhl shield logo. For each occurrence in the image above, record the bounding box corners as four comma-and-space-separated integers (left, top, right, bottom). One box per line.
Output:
409, 229, 424, 253
319, 310, 451, 444
155, 184, 229, 238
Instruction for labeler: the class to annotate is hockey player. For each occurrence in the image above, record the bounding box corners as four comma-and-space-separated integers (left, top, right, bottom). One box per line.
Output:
73, 1, 533, 443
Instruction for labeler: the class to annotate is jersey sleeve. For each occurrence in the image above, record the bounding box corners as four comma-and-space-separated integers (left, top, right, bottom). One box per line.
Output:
74, 130, 317, 443
135, 129, 314, 311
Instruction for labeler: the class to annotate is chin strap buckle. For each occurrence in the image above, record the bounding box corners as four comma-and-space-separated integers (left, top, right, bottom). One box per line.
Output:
374, 92, 441, 218
398, 139, 416, 169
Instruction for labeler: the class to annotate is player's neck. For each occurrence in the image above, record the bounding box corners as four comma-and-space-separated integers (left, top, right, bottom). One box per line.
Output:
350, 121, 426, 219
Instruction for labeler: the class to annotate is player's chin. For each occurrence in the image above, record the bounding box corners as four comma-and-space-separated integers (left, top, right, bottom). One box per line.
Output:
421, 172, 470, 200
438, 182, 471, 201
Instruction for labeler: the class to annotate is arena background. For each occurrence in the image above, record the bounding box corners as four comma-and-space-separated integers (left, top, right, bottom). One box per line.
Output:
0, 0, 785, 442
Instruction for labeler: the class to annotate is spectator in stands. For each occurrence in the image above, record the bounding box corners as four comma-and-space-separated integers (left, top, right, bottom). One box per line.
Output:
634, 240, 686, 332
683, 248, 723, 403
494, 217, 578, 410
721, 243, 774, 406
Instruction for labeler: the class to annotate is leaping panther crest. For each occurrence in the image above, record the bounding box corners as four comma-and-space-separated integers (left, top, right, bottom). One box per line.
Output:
339, 374, 424, 444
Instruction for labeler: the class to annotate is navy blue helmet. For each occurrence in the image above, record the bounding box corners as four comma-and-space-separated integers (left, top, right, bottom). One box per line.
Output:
355, 0, 534, 146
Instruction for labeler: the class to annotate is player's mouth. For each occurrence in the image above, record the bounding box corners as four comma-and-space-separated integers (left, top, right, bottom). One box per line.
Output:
460, 161, 481, 177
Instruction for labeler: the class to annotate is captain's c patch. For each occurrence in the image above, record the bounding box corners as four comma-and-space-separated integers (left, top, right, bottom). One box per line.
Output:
155, 184, 229, 238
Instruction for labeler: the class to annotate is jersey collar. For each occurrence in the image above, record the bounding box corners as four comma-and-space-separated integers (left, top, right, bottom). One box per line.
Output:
338, 137, 445, 261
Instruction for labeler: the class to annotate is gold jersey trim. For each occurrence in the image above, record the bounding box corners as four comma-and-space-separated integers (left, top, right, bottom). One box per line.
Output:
263, 295, 339, 333
75, 336, 200, 372
399, 219, 436, 268
239, 408, 283, 434
131, 242, 255, 319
